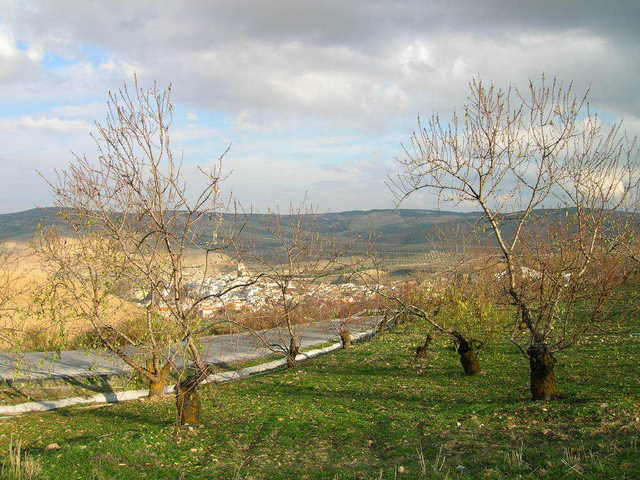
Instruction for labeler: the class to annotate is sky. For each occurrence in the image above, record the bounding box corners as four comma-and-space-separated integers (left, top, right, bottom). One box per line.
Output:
0, 0, 639, 213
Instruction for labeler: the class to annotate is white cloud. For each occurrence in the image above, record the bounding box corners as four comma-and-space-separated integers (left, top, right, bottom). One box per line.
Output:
0, 115, 91, 133
0, 0, 638, 213
173, 124, 223, 143
0, 25, 40, 83
50, 102, 105, 119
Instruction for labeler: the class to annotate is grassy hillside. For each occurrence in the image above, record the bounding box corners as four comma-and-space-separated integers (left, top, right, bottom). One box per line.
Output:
0, 208, 479, 254
0, 208, 66, 242
0, 207, 481, 257
2, 207, 636, 263
2, 315, 638, 479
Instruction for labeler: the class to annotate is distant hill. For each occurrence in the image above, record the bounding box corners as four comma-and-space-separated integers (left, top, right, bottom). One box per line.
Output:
225, 208, 484, 253
0, 207, 480, 254
0, 208, 67, 242
1, 207, 634, 259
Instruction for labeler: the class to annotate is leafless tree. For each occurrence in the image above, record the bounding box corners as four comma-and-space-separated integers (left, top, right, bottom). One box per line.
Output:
235, 204, 355, 367
41, 78, 256, 424
614, 189, 640, 266
390, 76, 639, 399
358, 256, 485, 375
0, 246, 25, 349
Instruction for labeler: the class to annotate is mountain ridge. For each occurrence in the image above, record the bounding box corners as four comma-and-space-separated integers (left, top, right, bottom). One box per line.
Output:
1, 207, 632, 257
0, 207, 476, 251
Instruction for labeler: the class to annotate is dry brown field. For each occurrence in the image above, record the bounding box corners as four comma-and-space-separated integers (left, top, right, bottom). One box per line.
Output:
0, 242, 140, 351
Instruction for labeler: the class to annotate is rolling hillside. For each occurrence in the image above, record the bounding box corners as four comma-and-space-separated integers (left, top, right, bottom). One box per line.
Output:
1, 207, 634, 260
0, 207, 482, 254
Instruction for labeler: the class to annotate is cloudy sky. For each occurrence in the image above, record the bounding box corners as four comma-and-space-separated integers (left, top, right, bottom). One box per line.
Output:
0, 0, 639, 213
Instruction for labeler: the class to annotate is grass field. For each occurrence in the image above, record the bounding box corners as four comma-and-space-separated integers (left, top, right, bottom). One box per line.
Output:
0, 315, 638, 479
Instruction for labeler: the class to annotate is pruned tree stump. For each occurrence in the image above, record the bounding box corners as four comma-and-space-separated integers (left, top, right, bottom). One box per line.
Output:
415, 333, 433, 361
459, 350, 481, 375
176, 385, 202, 425
340, 329, 352, 348
528, 344, 559, 400
287, 336, 301, 368
453, 332, 481, 375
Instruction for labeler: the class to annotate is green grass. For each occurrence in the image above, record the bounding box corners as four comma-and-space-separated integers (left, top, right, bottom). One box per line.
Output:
0, 318, 638, 479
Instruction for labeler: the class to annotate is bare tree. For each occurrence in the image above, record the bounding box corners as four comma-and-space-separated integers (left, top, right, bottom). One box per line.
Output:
235, 204, 355, 367
361, 275, 484, 375
614, 189, 640, 266
41, 78, 256, 424
0, 246, 25, 349
354, 228, 496, 376
391, 76, 639, 399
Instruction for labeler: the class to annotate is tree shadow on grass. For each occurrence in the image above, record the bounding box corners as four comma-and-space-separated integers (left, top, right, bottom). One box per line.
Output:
38, 394, 174, 428
0, 379, 32, 402
58, 374, 117, 396
199, 413, 285, 474
314, 363, 485, 380
82, 402, 174, 427
239, 381, 526, 411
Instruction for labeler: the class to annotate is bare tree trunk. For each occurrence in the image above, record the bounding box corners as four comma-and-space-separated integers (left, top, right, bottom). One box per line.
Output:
146, 359, 172, 397
340, 329, 352, 349
176, 381, 202, 425
528, 344, 559, 400
453, 332, 481, 375
415, 333, 433, 360
286, 336, 300, 368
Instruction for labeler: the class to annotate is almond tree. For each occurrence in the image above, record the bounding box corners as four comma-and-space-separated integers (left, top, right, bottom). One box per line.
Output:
0, 246, 24, 349
391, 76, 639, 399
359, 254, 486, 375
42, 78, 255, 424
235, 204, 355, 367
